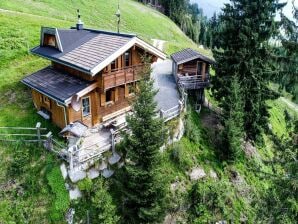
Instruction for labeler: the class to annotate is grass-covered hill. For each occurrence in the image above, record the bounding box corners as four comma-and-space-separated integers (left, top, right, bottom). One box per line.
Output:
0, 0, 297, 223
0, 0, 205, 55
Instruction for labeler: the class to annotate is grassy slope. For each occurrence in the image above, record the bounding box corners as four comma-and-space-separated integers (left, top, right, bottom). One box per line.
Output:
0, 0, 209, 55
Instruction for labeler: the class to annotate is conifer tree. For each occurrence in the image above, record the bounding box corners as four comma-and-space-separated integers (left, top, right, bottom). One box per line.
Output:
222, 76, 244, 160
212, 0, 283, 140
275, 3, 298, 102
118, 61, 166, 223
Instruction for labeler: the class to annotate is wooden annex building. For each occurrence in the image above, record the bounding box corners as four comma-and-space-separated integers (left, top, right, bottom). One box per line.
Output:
171, 48, 215, 105
22, 22, 166, 128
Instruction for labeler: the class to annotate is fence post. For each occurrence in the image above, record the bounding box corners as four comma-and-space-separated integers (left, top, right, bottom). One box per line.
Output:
110, 129, 115, 154
45, 132, 53, 151
36, 122, 41, 146
184, 92, 188, 112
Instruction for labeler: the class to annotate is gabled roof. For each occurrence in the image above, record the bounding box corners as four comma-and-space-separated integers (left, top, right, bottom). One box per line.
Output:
31, 27, 167, 76
59, 121, 88, 137
171, 48, 215, 65
21, 67, 94, 105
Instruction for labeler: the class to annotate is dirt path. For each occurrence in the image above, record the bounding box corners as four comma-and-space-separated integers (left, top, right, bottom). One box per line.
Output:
280, 97, 298, 113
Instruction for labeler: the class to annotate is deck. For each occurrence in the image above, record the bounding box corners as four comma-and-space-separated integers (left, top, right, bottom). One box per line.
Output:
152, 60, 183, 121
102, 64, 144, 90
177, 74, 210, 90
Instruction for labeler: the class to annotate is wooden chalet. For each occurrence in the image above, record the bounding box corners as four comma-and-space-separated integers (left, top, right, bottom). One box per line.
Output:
22, 22, 166, 128
171, 48, 215, 90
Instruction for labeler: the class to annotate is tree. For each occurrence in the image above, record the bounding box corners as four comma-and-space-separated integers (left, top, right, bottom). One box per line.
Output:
212, 0, 283, 141
118, 60, 167, 223
275, 2, 298, 102
91, 179, 120, 224
221, 76, 244, 160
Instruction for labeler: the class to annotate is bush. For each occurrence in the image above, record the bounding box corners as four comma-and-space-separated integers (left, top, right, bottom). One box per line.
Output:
185, 113, 201, 144
171, 142, 194, 170
46, 166, 70, 222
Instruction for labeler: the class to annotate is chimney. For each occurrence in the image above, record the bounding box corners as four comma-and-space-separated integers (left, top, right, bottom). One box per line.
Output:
76, 9, 84, 30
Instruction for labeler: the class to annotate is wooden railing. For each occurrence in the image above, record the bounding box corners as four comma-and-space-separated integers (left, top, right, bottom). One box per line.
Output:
177, 74, 210, 90
160, 101, 184, 122
102, 64, 144, 90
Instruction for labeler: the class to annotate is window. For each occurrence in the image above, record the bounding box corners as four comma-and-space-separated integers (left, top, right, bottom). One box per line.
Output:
106, 89, 113, 103
124, 51, 131, 67
128, 83, 135, 96
82, 97, 91, 117
111, 60, 117, 70
44, 34, 57, 48
197, 62, 202, 75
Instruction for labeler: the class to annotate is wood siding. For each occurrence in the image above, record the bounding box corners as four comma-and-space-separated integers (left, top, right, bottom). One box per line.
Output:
31, 90, 66, 128
52, 62, 96, 81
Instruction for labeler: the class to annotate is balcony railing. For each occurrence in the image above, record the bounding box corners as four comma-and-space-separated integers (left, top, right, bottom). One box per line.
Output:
102, 64, 144, 90
177, 74, 210, 90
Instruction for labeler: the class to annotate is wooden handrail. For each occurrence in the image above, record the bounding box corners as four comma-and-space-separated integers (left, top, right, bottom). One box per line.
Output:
103, 64, 144, 77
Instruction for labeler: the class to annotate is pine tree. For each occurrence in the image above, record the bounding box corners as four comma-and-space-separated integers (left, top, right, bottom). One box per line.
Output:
91, 179, 120, 224
222, 76, 244, 160
275, 3, 298, 102
212, 0, 283, 141
118, 61, 167, 223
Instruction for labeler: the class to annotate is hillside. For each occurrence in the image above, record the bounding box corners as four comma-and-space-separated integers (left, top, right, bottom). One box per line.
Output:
0, 0, 207, 55
0, 1, 297, 223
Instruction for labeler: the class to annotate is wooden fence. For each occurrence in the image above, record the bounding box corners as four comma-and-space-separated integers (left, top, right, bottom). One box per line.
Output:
0, 122, 67, 159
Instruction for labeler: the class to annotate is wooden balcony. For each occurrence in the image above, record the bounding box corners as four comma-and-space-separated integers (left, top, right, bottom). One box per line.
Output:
177, 74, 210, 90
102, 64, 144, 90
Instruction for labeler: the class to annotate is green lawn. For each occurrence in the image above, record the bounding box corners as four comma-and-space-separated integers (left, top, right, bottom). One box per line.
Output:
0, 0, 209, 55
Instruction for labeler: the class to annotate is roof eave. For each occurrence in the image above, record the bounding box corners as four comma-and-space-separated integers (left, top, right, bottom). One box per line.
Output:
21, 79, 67, 106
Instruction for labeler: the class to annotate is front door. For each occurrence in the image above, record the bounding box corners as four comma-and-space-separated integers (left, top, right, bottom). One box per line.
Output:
82, 96, 92, 127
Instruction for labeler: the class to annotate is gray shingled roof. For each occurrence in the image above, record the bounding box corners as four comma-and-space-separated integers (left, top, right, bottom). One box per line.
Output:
171, 48, 215, 65
60, 121, 88, 137
31, 28, 135, 73
22, 67, 93, 104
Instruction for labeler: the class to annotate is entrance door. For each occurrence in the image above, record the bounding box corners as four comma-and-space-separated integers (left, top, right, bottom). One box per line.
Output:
82, 96, 92, 127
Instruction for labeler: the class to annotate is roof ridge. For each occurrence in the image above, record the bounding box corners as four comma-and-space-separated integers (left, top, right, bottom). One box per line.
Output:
69, 27, 136, 38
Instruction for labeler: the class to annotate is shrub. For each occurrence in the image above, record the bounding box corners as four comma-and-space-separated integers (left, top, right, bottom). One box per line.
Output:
171, 142, 194, 170
184, 113, 201, 144
46, 166, 70, 222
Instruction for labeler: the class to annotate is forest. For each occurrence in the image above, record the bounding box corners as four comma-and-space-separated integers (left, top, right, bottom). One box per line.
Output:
0, 0, 297, 223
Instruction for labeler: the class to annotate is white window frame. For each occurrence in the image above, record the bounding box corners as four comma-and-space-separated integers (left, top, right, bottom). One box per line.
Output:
82, 96, 91, 117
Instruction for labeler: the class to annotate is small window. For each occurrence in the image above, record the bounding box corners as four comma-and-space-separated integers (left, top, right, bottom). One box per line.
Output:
44, 34, 57, 48
111, 60, 117, 70
106, 89, 113, 103
128, 83, 135, 95
124, 51, 131, 67
82, 97, 91, 117
197, 62, 202, 75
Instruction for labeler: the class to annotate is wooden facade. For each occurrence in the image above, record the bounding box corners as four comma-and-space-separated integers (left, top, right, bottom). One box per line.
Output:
174, 59, 211, 90
30, 45, 156, 128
